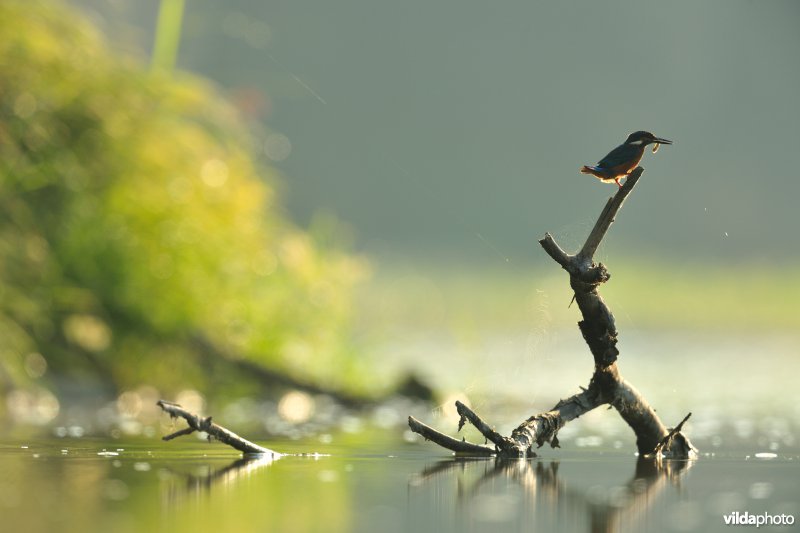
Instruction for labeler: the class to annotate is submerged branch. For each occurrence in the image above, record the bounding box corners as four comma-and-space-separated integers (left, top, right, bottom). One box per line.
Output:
653, 412, 696, 458
510, 383, 606, 453
409, 166, 696, 459
407, 416, 495, 456
157, 400, 280, 456
455, 401, 508, 448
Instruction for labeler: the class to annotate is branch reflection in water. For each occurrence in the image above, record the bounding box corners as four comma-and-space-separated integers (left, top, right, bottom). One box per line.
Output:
161, 454, 277, 507
408, 456, 694, 532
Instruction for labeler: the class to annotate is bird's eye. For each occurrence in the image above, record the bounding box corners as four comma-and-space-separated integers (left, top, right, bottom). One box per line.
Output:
652, 143, 660, 154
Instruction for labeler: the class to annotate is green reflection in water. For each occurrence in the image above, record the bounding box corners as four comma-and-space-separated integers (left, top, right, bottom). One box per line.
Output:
0, 432, 798, 533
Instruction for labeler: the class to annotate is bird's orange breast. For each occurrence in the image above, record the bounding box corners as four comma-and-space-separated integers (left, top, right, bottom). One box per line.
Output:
605, 155, 643, 178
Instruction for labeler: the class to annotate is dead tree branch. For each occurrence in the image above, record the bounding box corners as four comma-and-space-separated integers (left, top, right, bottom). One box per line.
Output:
157, 400, 280, 457
408, 416, 495, 456
408, 166, 697, 459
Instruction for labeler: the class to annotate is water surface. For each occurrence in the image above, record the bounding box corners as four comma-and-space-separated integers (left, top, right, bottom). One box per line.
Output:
1, 430, 797, 533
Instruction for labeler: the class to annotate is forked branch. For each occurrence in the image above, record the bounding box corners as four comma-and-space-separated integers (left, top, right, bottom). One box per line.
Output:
408, 167, 697, 459
157, 400, 280, 456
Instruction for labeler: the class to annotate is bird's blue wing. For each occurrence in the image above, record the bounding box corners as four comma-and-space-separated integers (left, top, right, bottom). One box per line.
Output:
597, 144, 637, 168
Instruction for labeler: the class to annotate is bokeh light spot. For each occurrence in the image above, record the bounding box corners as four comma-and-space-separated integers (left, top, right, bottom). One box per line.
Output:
23, 353, 47, 379
63, 314, 112, 352
116, 390, 143, 418
278, 390, 315, 424
6, 388, 60, 425
175, 389, 205, 415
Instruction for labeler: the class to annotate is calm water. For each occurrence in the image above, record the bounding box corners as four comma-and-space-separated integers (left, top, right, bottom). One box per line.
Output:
1, 430, 798, 533
3, 332, 798, 532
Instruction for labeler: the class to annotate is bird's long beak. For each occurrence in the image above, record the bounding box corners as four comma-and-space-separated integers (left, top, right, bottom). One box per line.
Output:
653, 137, 672, 145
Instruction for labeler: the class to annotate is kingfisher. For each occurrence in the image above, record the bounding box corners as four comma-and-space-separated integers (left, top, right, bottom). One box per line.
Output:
580, 131, 672, 188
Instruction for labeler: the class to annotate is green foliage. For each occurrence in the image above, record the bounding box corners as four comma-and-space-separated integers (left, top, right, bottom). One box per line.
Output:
0, 0, 369, 404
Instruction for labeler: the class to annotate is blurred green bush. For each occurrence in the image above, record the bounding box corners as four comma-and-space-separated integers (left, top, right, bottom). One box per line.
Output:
0, 0, 370, 411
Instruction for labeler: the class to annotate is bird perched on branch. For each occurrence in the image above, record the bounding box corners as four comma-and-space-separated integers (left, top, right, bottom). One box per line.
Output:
580, 131, 672, 188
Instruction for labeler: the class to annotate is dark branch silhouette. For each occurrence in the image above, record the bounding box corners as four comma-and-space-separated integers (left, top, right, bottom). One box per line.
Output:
408, 167, 697, 458
157, 400, 280, 456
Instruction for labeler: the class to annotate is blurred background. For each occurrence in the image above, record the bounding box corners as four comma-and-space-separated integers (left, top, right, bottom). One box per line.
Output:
1, 0, 799, 440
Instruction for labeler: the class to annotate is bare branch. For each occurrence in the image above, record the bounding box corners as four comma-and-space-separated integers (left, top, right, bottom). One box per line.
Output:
157, 400, 280, 456
162, 426, 196, 441
539, 232, 571, 269
653, 412, 697, 458
408, 416, 495, 456
455, 401, 508, 449
612, 377, 669, 452
511, 386, 605, 452
578, 167, 643, 262
409, 163, 696, 459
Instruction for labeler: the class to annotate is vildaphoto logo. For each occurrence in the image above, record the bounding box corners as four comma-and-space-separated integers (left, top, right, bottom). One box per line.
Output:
723, 511, 795, 527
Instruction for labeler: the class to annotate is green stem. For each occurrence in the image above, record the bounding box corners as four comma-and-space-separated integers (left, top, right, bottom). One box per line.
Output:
151, 0, 185, 73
